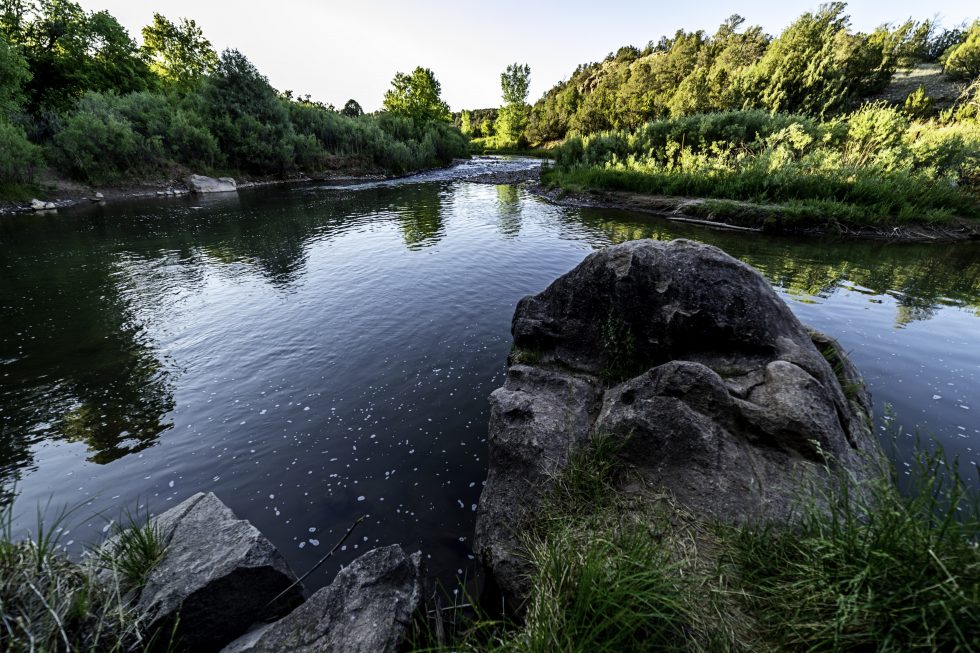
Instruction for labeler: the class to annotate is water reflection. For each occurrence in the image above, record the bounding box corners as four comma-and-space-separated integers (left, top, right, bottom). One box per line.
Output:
568, 210, 980, 327
495, 185, 522, 239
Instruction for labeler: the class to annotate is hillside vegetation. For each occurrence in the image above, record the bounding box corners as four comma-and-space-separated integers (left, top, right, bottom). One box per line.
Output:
519, 6, 980, 228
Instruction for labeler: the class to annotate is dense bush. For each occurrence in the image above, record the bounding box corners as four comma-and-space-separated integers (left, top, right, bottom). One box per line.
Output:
547, 107, 980, 225
943, 21, 980, 81
0, 119, 41, 183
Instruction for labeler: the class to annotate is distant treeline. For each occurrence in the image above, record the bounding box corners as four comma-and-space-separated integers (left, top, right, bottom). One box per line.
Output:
0, 1, 468, 192
523, 4, 980, 145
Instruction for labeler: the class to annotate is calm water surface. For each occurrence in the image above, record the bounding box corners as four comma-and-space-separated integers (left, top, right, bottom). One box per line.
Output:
2, 157, 978, 591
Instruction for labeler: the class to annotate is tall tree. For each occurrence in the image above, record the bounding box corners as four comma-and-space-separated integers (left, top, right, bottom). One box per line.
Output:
0, 0, 151, 111
495, 62, 531, 145
141, 13, 218, 91
382, 67, 450, 122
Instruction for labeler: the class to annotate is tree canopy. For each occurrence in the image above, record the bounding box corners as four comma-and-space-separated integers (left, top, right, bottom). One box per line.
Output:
141, 13, 218, 92
382, 67, 450, 122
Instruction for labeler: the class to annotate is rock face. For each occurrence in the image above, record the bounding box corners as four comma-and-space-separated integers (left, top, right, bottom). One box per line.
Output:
474, 239, 881, 608
186, 174, 238, 193
221, 545, 423, 653
136, 493, 303, 652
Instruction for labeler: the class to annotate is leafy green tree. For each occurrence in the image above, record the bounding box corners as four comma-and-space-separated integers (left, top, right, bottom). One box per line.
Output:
0, 33, 29, 117
341, 98, 363, 117
201, 48, 295, 174
500, 62, 530, 106
0, 0, 151, 111
141, 13, 218, 91
943, 21, 980, 81
382, 67, 450, 123
495, 62, 531, 145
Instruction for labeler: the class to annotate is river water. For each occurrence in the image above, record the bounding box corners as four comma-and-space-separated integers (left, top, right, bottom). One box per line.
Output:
1, 157, 978, 591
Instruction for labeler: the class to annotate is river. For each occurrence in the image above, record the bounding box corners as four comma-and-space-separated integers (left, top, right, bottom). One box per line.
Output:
1, 156, 978, 592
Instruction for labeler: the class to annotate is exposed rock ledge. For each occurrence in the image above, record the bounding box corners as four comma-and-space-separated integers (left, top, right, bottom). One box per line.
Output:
186, 174, 238, 194
473, 238, 884, 609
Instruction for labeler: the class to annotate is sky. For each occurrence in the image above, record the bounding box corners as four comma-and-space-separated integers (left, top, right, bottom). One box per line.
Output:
78, 1, 978, 112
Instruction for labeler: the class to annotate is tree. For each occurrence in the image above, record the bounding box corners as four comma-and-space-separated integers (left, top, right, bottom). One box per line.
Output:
382, 67, 450, 123
201, 49, 295, 174
495, 62, 531, 146
0, 0, 151, 111
500, 62, 530, 106
141, 13, 218, 91
341, 98, 363, 117
0, 33, 29, 118
943, 21, 980, 81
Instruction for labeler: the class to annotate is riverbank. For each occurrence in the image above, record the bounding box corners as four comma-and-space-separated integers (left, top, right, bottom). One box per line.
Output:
533, 182, 980, 242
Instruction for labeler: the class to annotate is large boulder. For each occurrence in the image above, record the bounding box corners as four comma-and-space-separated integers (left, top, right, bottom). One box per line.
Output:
135, 493, 303, 652
186, 174, 237, 193
220, 545, 423, 653
474, 239, 882, 608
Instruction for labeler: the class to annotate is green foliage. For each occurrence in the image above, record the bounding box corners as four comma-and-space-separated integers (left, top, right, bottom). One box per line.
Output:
943, 21, 980, 81
524, 8, 958, 146
341, 98, 363, 117
0, 118, 40, 183
902, 85, 933, 119
1, 0, 153, 111
201, 49, 295, 174
732, 441, 980, 651
547, 108, 980, 226
95, 511, 166, 591
0, 33, 29, 117
514, 524, 691, 653
383, 66, 450, 123
141, 12, 218, 92
500, 62, 530, 106
492, 63, 532, 148
0, 501, 155, 652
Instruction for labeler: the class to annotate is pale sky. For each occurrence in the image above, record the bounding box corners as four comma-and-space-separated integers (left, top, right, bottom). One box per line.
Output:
78, 1, 978, 112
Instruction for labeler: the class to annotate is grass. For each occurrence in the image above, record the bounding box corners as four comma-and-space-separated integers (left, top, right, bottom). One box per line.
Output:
545, 107, 980, 230
0, 181, 42, 202
0, 500, 170, 652
411, 425, 980, 652
542, 164, 974, 228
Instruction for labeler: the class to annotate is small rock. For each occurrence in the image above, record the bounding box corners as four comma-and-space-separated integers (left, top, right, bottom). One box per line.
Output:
30, 198, 45, 210
94, 191, 105, 200
44, 202, 56, 210
221, 545, 423, 653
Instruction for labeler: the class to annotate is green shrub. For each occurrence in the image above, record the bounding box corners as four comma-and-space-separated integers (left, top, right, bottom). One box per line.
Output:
943, 21, 980, 81
0, 119, 42, 183
50, 93, 162, 183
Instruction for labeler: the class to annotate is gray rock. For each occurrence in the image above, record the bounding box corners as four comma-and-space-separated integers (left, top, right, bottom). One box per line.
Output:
29, 198, 48, 211
220, 545, 423, 653
475, 239, 882, 608
94, 191, 105, 200
474, 364, 601, 606
186, 174, 238, 194
137, 492, 303, 652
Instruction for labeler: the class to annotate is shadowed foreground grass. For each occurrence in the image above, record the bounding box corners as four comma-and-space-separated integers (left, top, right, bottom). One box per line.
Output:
413, 430, 980, 652
0, 503, 170, 652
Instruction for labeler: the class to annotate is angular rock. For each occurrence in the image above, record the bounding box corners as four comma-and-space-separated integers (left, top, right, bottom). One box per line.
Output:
474, 364, 601, 606
220, 545, 423, 653
30, 198, 46, 210
137, 492, 303, 652
186, 174, 238, 194
475, 239, 883, 608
